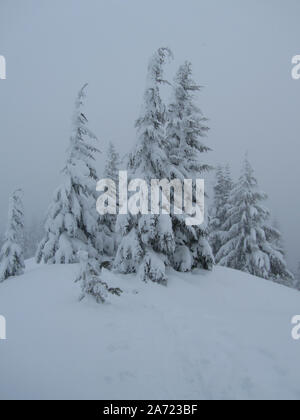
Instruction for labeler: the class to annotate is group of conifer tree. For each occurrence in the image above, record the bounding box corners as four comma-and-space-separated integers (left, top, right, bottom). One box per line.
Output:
209, 160, 295, 287
0, 47, 298, 300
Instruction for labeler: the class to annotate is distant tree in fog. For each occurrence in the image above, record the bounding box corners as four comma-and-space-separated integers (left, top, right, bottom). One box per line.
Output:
0, 190, 25, 282
216, 156, 294, 287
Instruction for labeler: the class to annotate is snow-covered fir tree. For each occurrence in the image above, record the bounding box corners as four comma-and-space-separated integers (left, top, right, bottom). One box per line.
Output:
264, 219, 294, 286
98, 142, 120, 258
76, 250, 122, 303
104, 142, 121, 184
114, 47, 175, 285
0, 189, 25, 282
263, 222, 294, 287
36, 84, 100, 264
166, 61, 213, 271
216, 156, 294, 285
209, 164, 233, 258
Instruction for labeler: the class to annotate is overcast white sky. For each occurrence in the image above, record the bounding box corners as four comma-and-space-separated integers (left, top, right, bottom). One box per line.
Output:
0, 0, 299, 269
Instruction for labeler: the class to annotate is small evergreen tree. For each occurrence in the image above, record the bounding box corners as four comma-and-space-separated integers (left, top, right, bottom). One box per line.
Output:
216, 156, 294, 285
36, 84, 100, 264
263, 224, 294, 287
98, 142, 120, 257
166, 61, 213, 271
0, 189, 25, 282
104, 142, 121, 185
210, 164, 233, 258
76, 251, 122, 303
114, 47, 175, 285
263, 219, 293, 287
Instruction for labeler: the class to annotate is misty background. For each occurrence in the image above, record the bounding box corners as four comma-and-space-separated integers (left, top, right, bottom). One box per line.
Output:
0, 0, 299, 270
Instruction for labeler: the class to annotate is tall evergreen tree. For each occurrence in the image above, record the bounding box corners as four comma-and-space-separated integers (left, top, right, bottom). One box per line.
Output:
98, 142, 120, 257
36, 84, 100, 264
0, 189, 25, 282
216, 156, 294, 285
210, 164, 233, 258
166, 61, 213, 271
114, 47, 175, 285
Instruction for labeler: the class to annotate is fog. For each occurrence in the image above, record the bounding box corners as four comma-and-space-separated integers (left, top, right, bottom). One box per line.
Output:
0, 0, 299, 269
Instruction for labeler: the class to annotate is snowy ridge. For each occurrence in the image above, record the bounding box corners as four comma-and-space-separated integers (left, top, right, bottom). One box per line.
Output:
0, 261, 300, 400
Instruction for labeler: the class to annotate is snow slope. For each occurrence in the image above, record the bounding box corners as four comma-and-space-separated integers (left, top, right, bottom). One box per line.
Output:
0, 260, 300, 400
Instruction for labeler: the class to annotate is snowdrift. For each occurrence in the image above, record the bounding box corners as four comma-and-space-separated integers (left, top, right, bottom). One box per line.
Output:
0, 260, 300, 400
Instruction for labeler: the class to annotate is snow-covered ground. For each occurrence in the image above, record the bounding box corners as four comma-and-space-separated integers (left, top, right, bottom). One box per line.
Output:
0, 260, 300, 400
